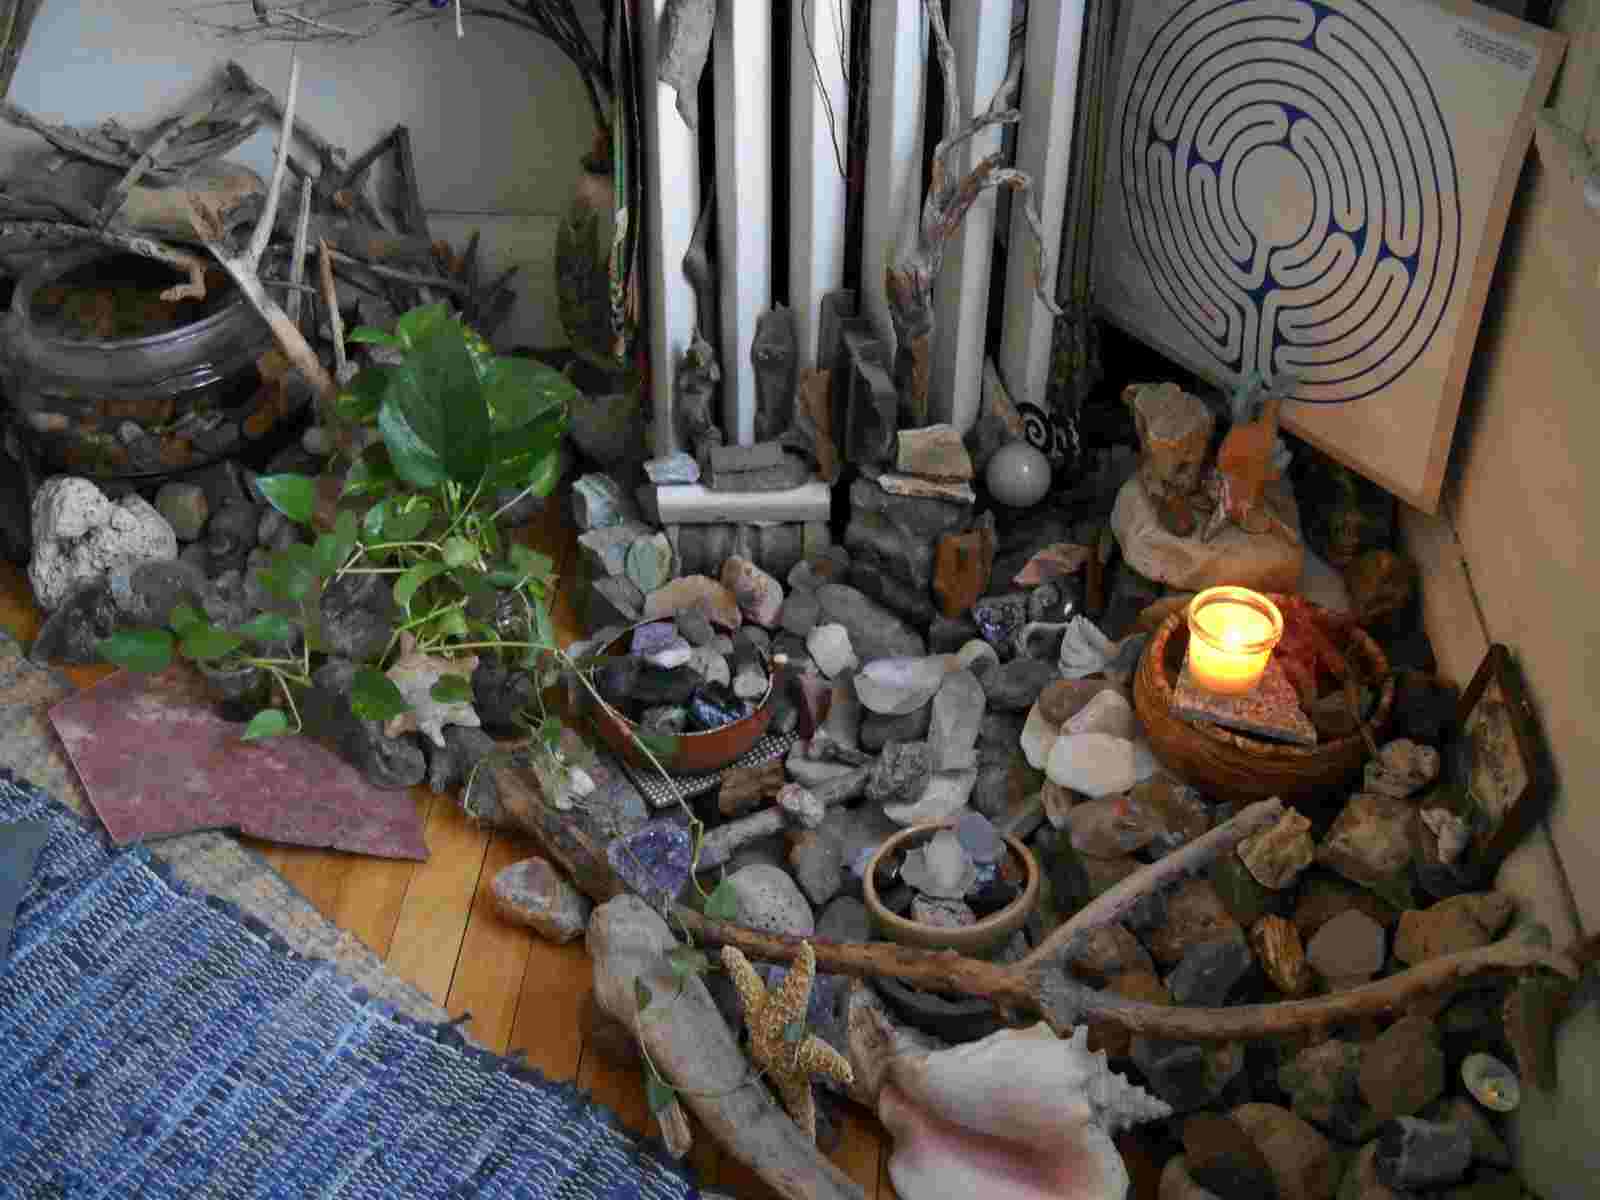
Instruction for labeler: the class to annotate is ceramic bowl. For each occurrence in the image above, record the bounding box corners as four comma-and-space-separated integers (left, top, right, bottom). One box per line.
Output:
588, 622, 775, 774
863, 821, 1041, 957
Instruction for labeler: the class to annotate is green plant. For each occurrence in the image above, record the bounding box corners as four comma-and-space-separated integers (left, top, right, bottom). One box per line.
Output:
99, 303, 576, 739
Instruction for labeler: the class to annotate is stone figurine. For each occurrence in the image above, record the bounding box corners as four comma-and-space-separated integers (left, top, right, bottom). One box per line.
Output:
674, 329, 723, 462
751, 304, 797, 444
1124, 381, 1214, 537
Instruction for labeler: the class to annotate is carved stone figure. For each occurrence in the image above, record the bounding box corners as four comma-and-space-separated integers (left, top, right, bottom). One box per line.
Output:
751, 304, 797, 443
674, 329, 722, 454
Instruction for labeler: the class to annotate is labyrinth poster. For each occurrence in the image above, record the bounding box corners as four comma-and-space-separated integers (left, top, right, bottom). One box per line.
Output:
1095, 0, 1563, 510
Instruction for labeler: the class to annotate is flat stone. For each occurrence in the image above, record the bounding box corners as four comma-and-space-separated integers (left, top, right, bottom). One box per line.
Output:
850, 476, 971, 538
491, 857, 592, 943
876, 472, 976, 504
928, 668, 985, 770
1146, 879, 1242, 967
788, 831, 845, 907
1358, 1016, 1445, 1120
1306, 908, 1386, 987
1183, 1111, 1277, 1197
710, 452, 812, 492
815, 583, 926, 660
1250, 915, 1313, 997
1432, 1097, 1511, 1168
642, 575, 743, 629
721, 555, 784, 628
884, 768, 976, 826
710, 441, 785, 472
1318, 793, 1416, 887
1279, 1039, 1374, 1144
859, 706, 932, 752
981, 657, 1060, 712
1045, 732, 1159, 797
727, 863, 815, 937
572, 473, 637, 530
806, 623, 858, 678
1231, 1102, 1337, 1200
816, 895, 873, 943
1068, 793, 1161, 857
625, 531, 675, 594
1374, 1117, 1471, 1189
588, 575, 642, 630
933, 525, 995, 618
1393, 892, 1515, 965
844, 510, 935, 591
1111, 474, 1304, 593
1173, 658, 1318, 747
153, 482, 209, 542
855, 656, 948, 715
1363, 739, 1441, 799
644, 451, 701, 484
655, 481, 832, 524
779, 587, 821, 636
1167, 936, 1254, 1006
897, 422, 973, 480
579, 520, 655, 578
1237, 809, 1316, 889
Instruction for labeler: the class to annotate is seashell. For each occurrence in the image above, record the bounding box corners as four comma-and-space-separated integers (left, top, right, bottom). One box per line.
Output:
878, 1022, 1171, 1200
1059, 615, 1118, 679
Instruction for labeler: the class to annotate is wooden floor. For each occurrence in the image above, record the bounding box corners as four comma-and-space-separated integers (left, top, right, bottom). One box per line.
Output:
0, 496, 895, 1200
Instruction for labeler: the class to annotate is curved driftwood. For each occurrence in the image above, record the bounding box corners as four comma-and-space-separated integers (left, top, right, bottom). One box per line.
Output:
589, 896, 866, 1200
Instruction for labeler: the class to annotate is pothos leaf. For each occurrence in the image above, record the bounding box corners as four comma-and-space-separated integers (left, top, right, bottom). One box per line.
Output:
237, 612, 294, 644
703, 879, 740, 923
429, 675, 473, 704
168, 603, 206, 636
442, 536, 477, 568
393, 561, 449, 611
666, 946, 709, 979
348, 667, 408, 722
179, 626, 244, 662
97, 628, 174, 673
241, 709, 291, 741
644, 1075, 676, 1115
254, 474, 317, 525
382, 499, 434, 544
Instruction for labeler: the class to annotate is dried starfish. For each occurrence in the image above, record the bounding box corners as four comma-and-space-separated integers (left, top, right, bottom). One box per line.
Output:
721, 942, 853, 1142
383, 632, 481, 747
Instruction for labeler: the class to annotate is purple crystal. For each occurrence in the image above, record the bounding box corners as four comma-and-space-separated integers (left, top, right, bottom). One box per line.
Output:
607, 818, 693, 902
630, 621, 681, 657
956, 810, 1002, 863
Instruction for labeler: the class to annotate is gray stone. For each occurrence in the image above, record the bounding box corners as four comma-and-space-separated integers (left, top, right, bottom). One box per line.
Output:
727, 863, 815, 937
675, 604, 715, 646
884, 768, 976, 826
425, 725, 498, 795
711, 441, 785, 472
1306, 908, 1387, 987
625, 532, 675, 594
844, 510, 935, 591
860, 706, 932, 752
1166, 937, 1255, 1006
848, 475, 969, 539
972, 591, 1031, 653
491, 856, 592, 944
28, 579, 120, 664
982, 657, 1064, 711
203, 501, 259, 574
109, 558, 209, 628
709, 453, 812, 493
928, 613, 980, 653
855, 655, 948, 716
579, 520, 655, 579
644, 451, 701, 484
320, 571, 398, 662
779, 587, 821, 637
153, 482, 209, 542
1133, 1038, 1245, 1114
928, 668, 985, 771
816, 896, 873, 944
866, 740, 933, 806
588, 575, 643, 630
1430, 1098, 1510, 1168
789, 831, 845, 907
841, 327, 898, 466
971, 763, 1013, 819
815, 583, 925, 660
29, 478, 178, 612
257, 507, 300, 552
1374, 1118, 1471, 1189
572, 473, 637, 531
304, 658, 427, 790
910, 894, 976, 928
847, 560, 937, 627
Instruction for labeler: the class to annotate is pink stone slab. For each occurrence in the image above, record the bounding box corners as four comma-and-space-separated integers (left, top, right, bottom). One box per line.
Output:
1172, 656, 1318, 746
49, 667, 428, 860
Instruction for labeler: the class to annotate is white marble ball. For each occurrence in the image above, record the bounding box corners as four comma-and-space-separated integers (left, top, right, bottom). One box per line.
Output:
986, 441, 1051, 507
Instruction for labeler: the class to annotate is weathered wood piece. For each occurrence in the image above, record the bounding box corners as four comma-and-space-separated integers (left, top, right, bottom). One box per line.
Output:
718, 759, 786, 818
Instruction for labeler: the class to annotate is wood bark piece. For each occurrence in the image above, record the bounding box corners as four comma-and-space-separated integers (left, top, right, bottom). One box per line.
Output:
719, 759, 786, 818
488, 759, 624, 905
589, 895, 866, 1200
699, 763, 869, 870
286, 175, 312, 324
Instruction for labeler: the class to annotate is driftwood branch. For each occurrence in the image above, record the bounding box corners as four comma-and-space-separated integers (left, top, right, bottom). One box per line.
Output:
1020, 797, 1283, 971
247, 51, 300, 268
0, 220, 210, 300
318, 237, 348, 387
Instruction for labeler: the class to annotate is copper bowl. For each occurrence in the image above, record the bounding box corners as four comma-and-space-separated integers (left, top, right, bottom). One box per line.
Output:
1134, 595, 1393, 804
588, 622, 775, 774
863, 821, 1041, 957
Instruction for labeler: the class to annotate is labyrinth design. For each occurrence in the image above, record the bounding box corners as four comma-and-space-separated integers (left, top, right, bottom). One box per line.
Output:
1119, 0, 1461, 403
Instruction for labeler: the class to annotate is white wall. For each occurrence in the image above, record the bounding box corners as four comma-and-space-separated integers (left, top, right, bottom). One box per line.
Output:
3, 0, 597, 347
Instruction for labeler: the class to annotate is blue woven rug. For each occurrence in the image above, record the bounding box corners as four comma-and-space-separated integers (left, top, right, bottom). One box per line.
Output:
0, 768, 701, 1200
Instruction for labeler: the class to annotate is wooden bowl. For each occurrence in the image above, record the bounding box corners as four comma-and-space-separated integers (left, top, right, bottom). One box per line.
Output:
863, 822, 1040, 957
588, 623, 775, 774
1134, 597, 1393, 804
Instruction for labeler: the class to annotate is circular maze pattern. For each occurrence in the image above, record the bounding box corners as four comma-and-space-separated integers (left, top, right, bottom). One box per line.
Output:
1121, 0, 1460, 403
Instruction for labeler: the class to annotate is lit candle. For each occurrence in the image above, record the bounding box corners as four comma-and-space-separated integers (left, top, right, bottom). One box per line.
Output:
1185, 587, 1283, 696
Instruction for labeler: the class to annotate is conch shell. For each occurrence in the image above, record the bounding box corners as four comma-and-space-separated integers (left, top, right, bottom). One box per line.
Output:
876, 1022, 1171, 1200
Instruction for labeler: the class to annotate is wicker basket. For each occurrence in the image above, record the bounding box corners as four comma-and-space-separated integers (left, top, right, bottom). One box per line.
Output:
1134, 598, 1393, 804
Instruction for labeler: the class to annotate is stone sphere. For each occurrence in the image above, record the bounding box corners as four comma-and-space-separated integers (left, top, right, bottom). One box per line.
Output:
986, 441, 1051, 507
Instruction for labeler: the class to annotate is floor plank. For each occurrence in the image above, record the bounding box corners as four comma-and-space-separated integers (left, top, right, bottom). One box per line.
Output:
505, 931, 590, 1081
327, 791, 433, 958
575, 1043, 654, 1142
384, 797, 491, 1005
444, 831, 538, 1052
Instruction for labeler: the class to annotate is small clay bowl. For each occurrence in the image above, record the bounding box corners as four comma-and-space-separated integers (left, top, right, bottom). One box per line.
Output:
863, 821, 1040, 957
588, 622, 775, 774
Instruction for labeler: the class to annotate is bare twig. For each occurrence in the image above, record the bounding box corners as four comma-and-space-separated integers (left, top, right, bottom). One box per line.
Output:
247, 50, 300, 268
286, 174, 313, 323
0, 220, 211, 300
318, 237, 349, 384
326, 247, 471, 296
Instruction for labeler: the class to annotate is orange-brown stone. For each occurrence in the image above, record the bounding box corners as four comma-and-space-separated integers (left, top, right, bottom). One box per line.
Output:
933, 524, 995, 618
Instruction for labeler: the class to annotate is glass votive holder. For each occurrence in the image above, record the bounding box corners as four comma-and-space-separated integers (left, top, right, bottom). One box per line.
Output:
1185, 586, 1284, 696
